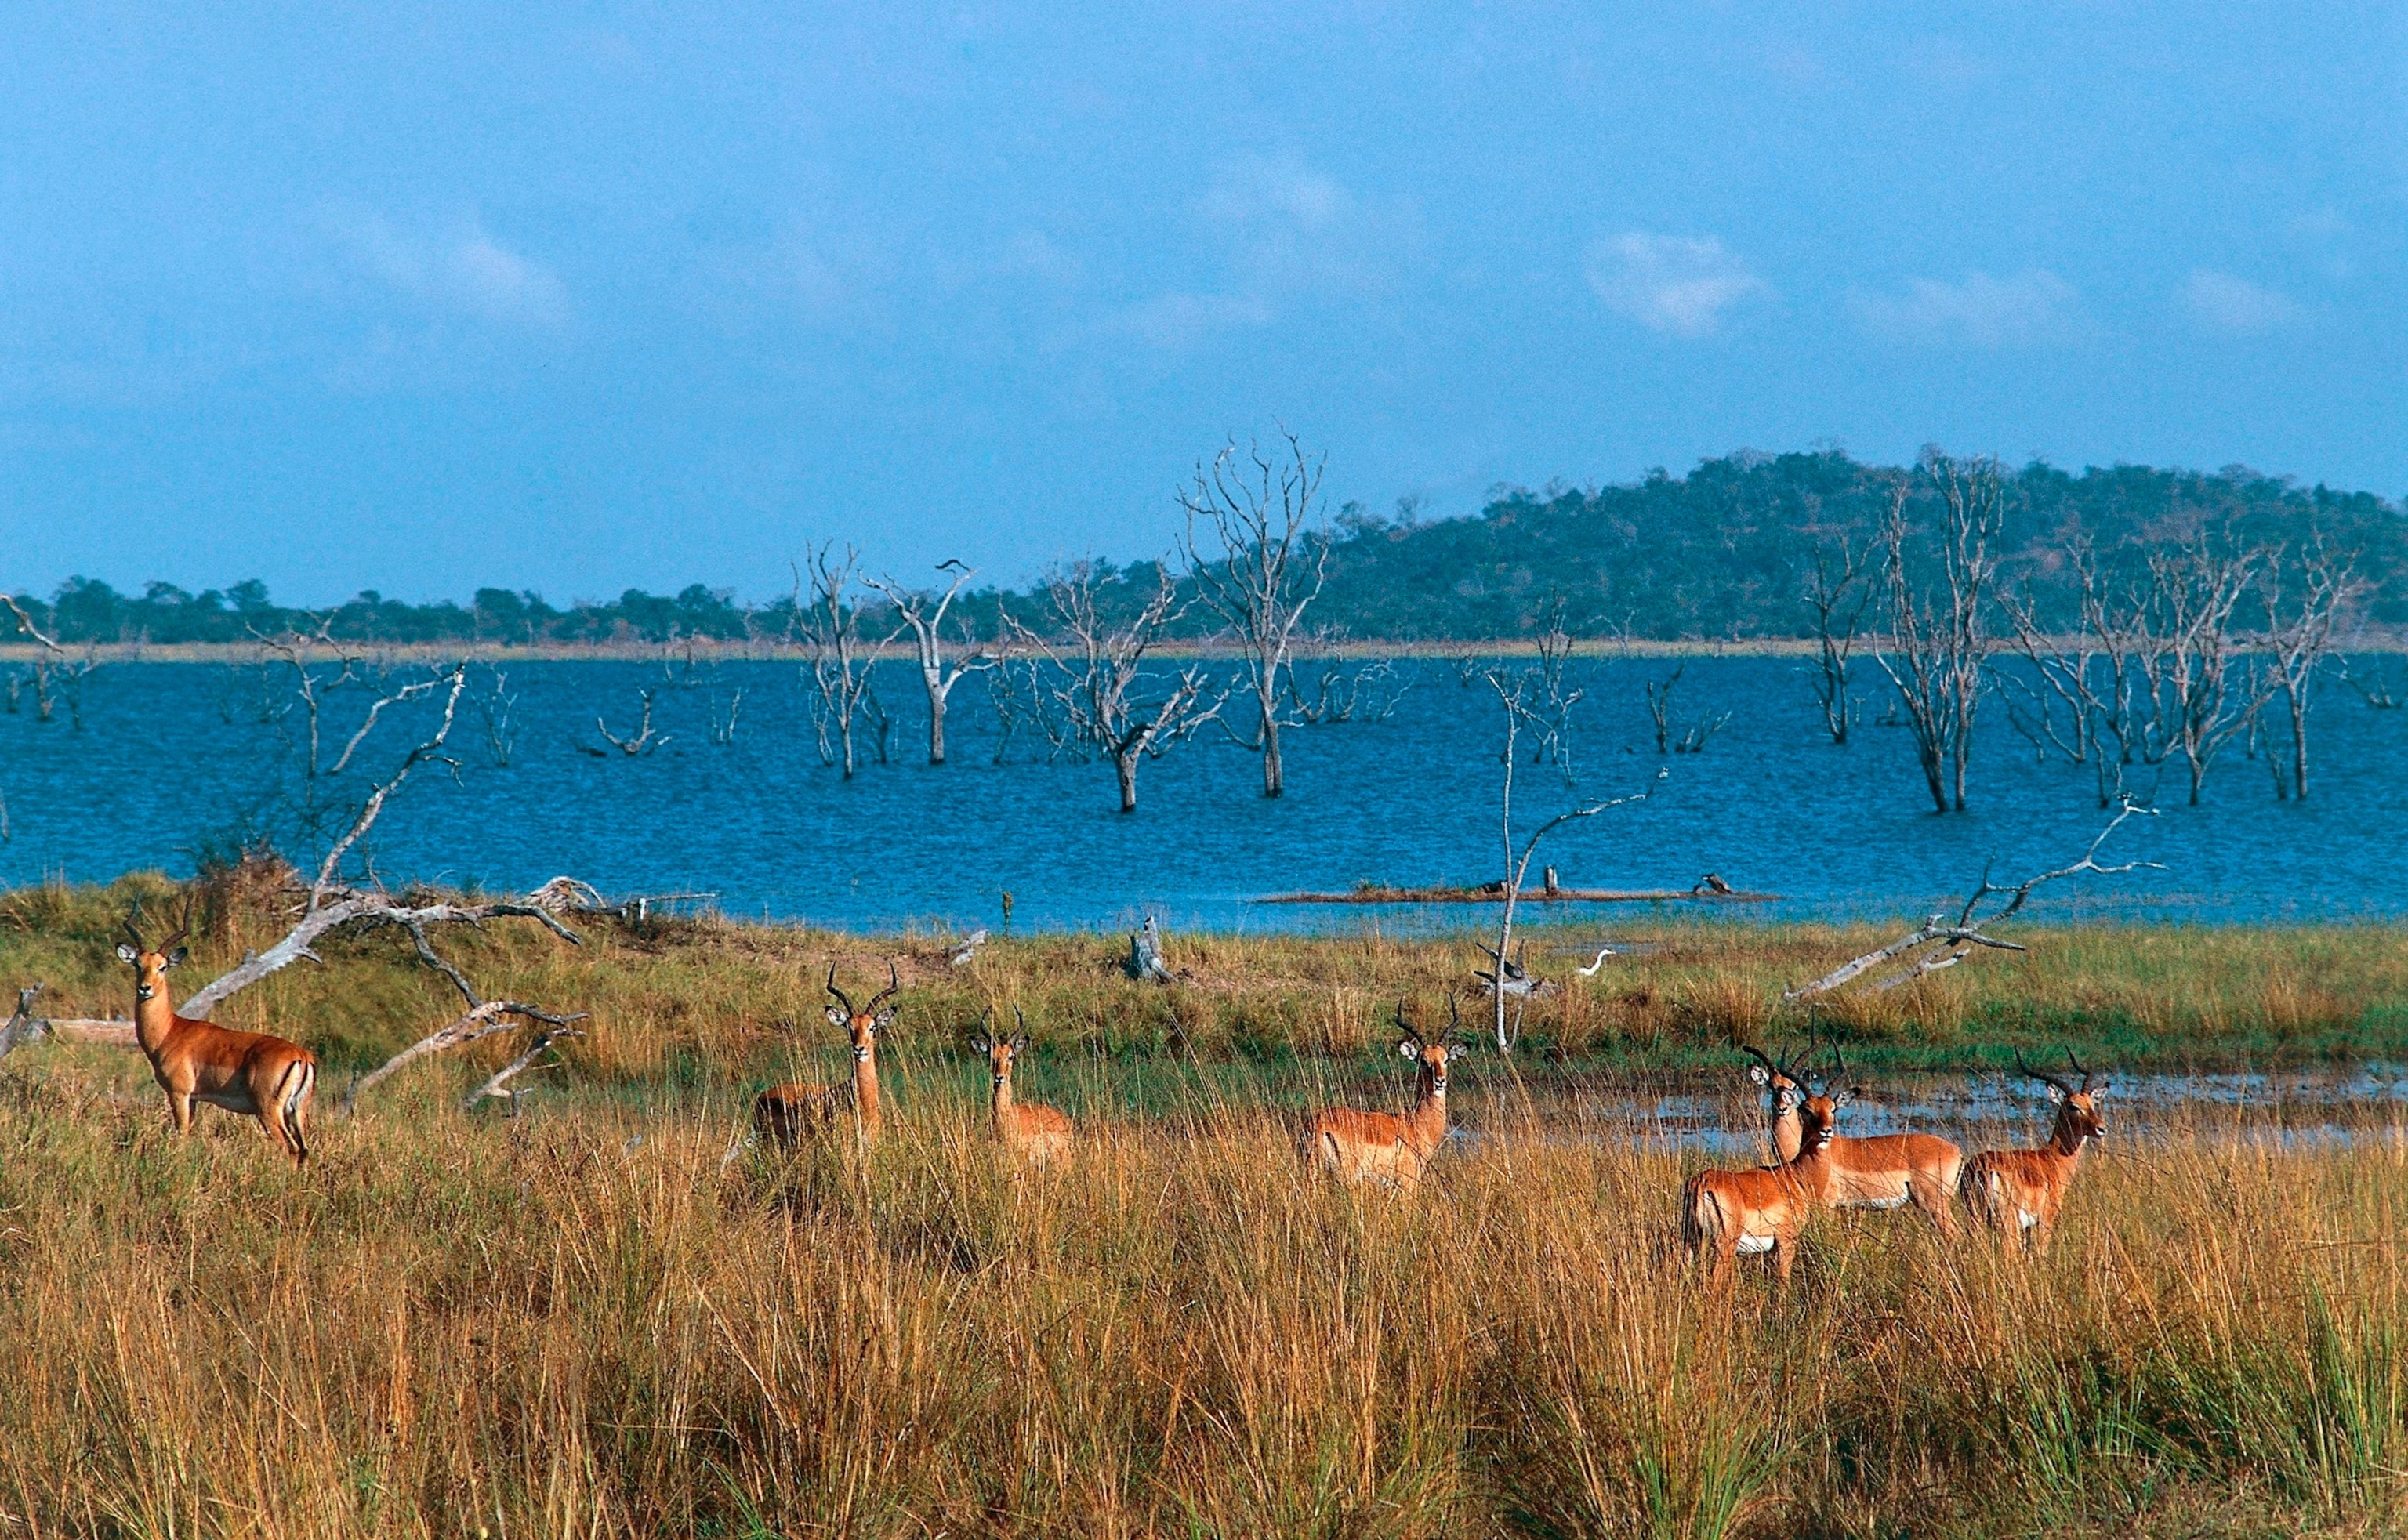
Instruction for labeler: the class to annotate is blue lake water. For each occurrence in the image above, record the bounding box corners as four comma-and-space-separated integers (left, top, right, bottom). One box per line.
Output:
2, 656, 2403, 933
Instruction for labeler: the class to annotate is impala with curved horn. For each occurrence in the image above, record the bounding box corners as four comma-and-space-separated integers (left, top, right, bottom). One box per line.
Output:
1742, 1038, 1813, 1161
114, 894, 317, 1166
755, 964, 900, 1148
1963, 1049, 2108, 1255
1681, 1079, 1846, 1288
1811, 1040, 1967, 1235
967, 1006, 1073, 1165
1299, 997, 1468, 1189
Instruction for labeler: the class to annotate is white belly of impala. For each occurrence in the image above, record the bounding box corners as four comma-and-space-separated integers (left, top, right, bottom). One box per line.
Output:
1844, 1192, 1912, 1211
1735, 1234, 1775, 1255
2018, 1210, 2040, 1230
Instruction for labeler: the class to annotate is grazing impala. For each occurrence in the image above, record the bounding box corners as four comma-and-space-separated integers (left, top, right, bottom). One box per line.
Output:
1808, 1041, 1966, 1236
1964, 1049, 2108, 1255
115, 897, 317, 1167
1300, 998, 1467, 1189
1682, 1081, 1844, 1288
754, 964, 899, 1149
967, 1008, 1073, 1165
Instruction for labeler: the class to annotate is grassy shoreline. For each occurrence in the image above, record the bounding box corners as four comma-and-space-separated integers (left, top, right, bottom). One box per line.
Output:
3, 877, 2405, 1535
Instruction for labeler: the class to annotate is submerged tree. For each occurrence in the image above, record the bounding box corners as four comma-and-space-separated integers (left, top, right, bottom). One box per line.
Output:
1013, 562, 1223, 813
866, 560, 994, 766
1803, 537, 1872, 745
793, 544, 879, 779
1873, 451, 2005, 813
1179, 432, 1330, 799
2258, 536, 2359, 801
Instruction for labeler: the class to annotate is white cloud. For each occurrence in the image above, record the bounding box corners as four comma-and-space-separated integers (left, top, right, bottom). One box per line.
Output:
1112, 291, 1273, 350
330, 212, 568, 325
2181, 269, 2300, 336
1585, 233, 1768, 337
1851, 269, 2077, 348
1200, 158, 1354, 230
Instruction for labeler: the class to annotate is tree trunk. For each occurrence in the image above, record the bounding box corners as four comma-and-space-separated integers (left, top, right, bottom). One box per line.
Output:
1115, 752, 1139, 813
2289, 690, 2309, 801
1260, 696, 1284, 799
1918, 741, 1949, 814
927, 679, 948, 766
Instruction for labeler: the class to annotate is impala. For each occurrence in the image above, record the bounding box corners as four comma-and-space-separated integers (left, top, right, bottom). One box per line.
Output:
967, 1007, 1073, 1165
1743, 1039, 1813, 1161
1300, 998, 1467, 1189
1681, 1082, 1844, 1288
1964, 1049, 2108, 1255
1803, 1040, 1966, 1236
114, 897, 317, 1166
754, 964, 899, 1148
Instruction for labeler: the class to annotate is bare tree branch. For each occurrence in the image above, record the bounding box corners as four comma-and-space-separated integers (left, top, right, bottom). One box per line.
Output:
865, 560, 995, 766
1785, 800, 2162, 1001
1178, 429, 1330, 799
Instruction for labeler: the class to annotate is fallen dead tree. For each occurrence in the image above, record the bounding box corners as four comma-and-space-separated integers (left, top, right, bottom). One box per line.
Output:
6, 655, 598, 1112
1258, 881, 1775, 906
1783, 799, 2161, 1002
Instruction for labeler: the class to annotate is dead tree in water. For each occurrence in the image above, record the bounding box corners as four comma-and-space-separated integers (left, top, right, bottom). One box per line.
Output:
1014, 562, 1222, 813
1179, 431, 1330, 799
2258, 536, 2359, 801
865, 560, 994, 766
1873, 452, 2005, 813
1803, 538, 1872, 744
1645, 664, 1729, 756
593, 689, 670, 756
0, 593, 100, 728
2148, 534, 2263, 806
794, 545, 880, 779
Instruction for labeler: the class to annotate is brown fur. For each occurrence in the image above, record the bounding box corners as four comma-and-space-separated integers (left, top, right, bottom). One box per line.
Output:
118, 942, 315, 1167
1683, 1092, 1841, 1288
1300, 1032, 1463, 1190
755, 966, 897, 1150
1964, 1080, 2106, 1256
970, 1021, 1072, 1165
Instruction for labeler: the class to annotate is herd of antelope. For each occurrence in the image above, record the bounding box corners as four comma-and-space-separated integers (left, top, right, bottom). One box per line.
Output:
101, 918, 2105, 1284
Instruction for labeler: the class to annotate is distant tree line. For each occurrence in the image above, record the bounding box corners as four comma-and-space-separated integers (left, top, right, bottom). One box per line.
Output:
7, 451, 2400, 648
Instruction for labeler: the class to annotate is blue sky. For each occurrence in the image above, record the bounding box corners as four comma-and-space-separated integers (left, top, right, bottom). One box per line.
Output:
3, 2, 2401, 605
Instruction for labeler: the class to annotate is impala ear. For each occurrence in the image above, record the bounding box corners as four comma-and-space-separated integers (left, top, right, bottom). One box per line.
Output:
825, 1006, 850, 1029
2045, 1083, 2065, 1103
967, 1035, 990, 1054
165, 947, 188, 969
1397, 1038, 1422, 1060
1009, 1032, 1029, 1053
1447, 1042, 1469, 1061
1831, 1086, 1857, 1107
1747, 1064, 1770, 1085
115, 943, 140, 965
873, 1009, 897, 1031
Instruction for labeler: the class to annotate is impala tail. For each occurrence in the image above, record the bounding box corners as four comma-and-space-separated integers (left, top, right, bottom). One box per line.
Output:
1680, 1169, 1724, 1252
278, 1056, 315, 1166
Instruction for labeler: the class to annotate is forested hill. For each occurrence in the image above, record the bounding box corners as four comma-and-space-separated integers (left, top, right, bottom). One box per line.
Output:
1311, 451, 2408, 640
9, 451, 2404, 646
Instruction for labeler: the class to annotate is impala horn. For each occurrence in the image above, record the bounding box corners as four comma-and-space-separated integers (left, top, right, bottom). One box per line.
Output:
122, 900, 148, 951
825, 965, 858, 1018
161, 890, 196, 952
1740, 1043, 1782, 1082
2014, 1049, 2076, 1099
2065, 1046, 2098, 1092
864, 962, 901, 1014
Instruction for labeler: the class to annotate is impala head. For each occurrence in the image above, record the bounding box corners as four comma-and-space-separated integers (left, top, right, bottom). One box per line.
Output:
2018, 1048, 2108, 1142
1790, 1038, 1859, 1145
1742, 1035, 1811, 1114
1394, 997, 1471, 1095
824, 963, 900, 1062
114, 895, 194, 1002
966, 1008, 1030, 1085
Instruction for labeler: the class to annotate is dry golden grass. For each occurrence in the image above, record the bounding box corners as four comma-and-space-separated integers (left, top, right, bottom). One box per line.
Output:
0, 877, 2405, 1535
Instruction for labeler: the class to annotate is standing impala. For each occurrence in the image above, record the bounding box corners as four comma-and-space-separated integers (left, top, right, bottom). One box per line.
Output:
1300, 999, 1467, 1189
114, 897, 317, 1167
754, 964, 899, 1148
1682, 1081, 1844, 1288
967, 1007, 1073, 1165
1743, 1040, 1812, 1161
1964, 1049, 2108, 1255
1793, 1041, 1966, 1236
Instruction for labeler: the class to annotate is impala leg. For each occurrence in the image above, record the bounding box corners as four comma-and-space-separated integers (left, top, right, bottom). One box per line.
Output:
167, 1090, 194, 1136
1913, 1177, 1961, 1239
1771, 1230, 1796, 1290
